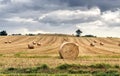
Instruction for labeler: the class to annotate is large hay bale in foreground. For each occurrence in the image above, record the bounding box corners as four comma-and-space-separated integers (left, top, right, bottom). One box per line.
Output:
59, 42, 79, 59
28, 44, 35, 49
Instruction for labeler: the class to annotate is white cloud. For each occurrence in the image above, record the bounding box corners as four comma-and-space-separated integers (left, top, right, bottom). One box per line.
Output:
76, 20, 105, 30
74, 8, 120, 37
0, 2, 8, 11
39, 7, 120, 29
39, 7, 101, 22
10, 28, 51, 35
11, 0, 32, 4
76, 8, 120, 28
101, 10, 120, 26
0, 4, 6, 10
5, 17, 38, 23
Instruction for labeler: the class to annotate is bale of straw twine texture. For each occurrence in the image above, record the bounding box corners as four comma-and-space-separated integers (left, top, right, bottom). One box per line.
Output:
59, 42, 79, 59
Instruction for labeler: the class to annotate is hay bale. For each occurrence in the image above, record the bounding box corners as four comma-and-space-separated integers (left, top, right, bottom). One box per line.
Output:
8, 41, 12, 44
94, 40, 97, 43
118, 43, 120, 46
37, 43, 41, 46
28, 44, 35, 49
32, 41, 36, 45
90, 43, 95, 47
4, 41, 8, 44
100, 42, 104, 46
59, 42, 79, 59
4, 41, 11, 44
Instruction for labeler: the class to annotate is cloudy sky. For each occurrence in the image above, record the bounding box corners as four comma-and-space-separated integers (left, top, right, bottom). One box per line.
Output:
0, 0, 120, 37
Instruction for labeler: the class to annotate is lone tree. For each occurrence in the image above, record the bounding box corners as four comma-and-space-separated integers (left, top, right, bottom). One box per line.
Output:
0, 30, 8, 36
76, 29, 82, 37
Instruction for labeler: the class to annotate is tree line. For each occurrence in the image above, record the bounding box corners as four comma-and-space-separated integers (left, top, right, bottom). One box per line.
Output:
0, 29, 96, 37
0, 30, 7, 36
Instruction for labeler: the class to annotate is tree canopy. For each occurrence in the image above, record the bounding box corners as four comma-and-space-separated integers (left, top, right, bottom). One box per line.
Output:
76, 29, 82, 37
0, 30, 8, 36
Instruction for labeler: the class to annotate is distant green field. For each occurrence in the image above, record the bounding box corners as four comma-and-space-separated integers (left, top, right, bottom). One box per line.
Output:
0, 74, 92, 76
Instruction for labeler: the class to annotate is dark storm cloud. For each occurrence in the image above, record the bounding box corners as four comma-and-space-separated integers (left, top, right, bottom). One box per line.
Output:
64, 0, 120, 11
1, 0, 120, 12
0, 0, 10, 4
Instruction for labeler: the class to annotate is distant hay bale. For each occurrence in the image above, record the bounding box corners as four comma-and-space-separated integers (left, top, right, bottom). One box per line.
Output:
28, 44, 35, 49
5, 41, 12, 44
4, 41, 8, 44
94, 40, 97, 43
118, 43, 120, 46
8, 41, 12, 44
59, 42, 79, 59
90, 43, 95, 47
100, 42, 104, 46
37, 43, 41, 46
32, 41, 36, 45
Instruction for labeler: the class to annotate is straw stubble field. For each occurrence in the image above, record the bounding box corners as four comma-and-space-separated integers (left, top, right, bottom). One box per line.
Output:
0, 35, 120, 69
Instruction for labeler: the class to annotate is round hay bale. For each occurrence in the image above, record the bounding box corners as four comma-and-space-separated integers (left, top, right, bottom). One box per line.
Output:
94, 40, 97, 43
4, 41, 8, 44
100, 42, 104, 46
90, 43, 95, 47
28, 44, 35, 49
32, 41, 36, 45
118, 43, 120, 46
37, 43, 41, 46
8, 41, 12, 44
59, 42, 79, 59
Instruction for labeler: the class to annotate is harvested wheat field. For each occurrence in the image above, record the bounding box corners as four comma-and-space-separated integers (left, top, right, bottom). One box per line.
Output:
0, 35, 120, 69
